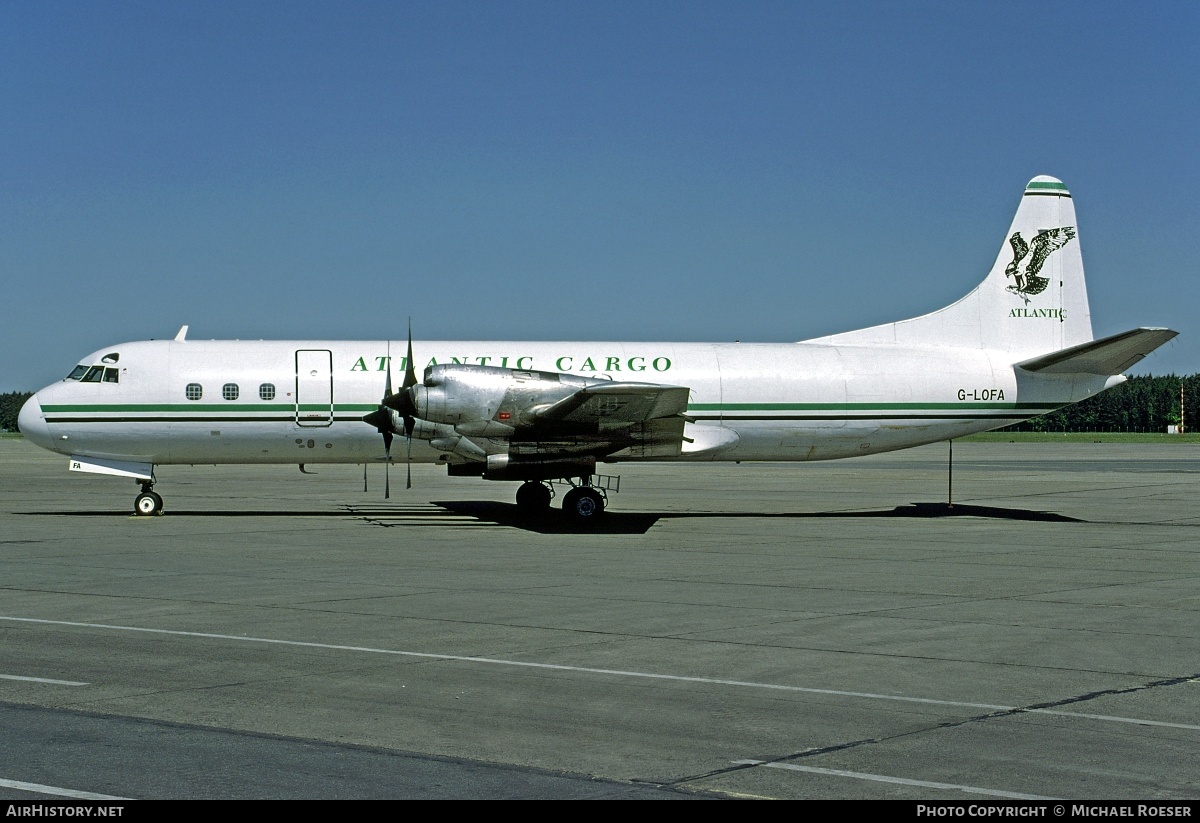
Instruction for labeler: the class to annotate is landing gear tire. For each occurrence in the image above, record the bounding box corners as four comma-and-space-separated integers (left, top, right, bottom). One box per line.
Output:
562, 487, 604, 521
515, 481, 552, 511
134, 490, 163, 516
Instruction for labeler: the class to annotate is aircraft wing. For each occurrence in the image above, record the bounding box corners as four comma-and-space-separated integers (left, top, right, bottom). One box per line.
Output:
396, 364, 694, 463
517, 382, 692, 459
528, 382, 691, 427
1016, 327, 1178, 375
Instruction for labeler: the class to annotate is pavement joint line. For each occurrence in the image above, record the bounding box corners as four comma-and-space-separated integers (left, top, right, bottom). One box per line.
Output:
731, 760, 1056, 800
0, 777, 131, 800
4, 614, 1197, 730
0, 674, 89, 686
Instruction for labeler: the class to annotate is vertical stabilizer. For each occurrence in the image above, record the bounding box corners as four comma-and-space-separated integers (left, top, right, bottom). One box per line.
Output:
821, 176, 1093, 357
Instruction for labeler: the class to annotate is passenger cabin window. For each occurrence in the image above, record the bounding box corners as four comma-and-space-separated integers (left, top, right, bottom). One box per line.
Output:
259, 383, 275, 401
186, 383, 203, 401
222, 383, 239, 401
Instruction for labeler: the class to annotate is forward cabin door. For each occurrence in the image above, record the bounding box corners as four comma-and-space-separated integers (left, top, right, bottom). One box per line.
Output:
295, 349, 333, 427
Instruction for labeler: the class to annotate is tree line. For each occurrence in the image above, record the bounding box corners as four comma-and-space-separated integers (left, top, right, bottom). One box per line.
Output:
3, 375, 1198, 434
1000, 374, 1199, 433
1, 392, 32, 433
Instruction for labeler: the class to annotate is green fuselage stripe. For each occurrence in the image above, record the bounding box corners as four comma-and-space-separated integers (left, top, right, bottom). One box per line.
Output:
44, 401, 1059, 414
42, 403, 378, 413
687, 402, 1061, 411
41, 400, 1062, 427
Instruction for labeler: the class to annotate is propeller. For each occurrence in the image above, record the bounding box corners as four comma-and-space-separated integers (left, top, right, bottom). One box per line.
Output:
362, 341, 397, 498
397, 321, 419, 489
378, 321, 422, 489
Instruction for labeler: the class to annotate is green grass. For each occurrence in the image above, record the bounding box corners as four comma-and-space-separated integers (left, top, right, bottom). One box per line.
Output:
962, 431, 1200, 444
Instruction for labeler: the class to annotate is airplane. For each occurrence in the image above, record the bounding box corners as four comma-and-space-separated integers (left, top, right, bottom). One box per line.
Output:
18, 175, 1177, 523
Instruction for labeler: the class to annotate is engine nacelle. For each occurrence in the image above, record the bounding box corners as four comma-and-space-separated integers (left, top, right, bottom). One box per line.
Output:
410, 364, 588, 427
483, 454, 597, 482
429, 435, 488, 461
410, 418, 455, 442
412, 365, 503, 425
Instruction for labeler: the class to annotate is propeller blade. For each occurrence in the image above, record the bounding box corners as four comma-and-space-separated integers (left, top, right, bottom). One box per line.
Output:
372, 341, 395, 500
383, 323, 420, 417
398, 320, 418, 491
403, 318, 418, 390
384, 340, 394, 397
383, 426, 393, 500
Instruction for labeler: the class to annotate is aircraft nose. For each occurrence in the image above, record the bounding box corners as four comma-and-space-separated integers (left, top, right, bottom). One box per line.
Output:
17, 393, 54, 451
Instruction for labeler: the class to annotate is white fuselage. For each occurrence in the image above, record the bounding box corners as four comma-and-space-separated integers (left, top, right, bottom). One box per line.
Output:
14, 176, 1173, 521
20, 337, 1108, 468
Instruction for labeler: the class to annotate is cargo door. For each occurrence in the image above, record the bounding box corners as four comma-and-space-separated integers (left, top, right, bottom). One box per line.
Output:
295, 349, 333, 427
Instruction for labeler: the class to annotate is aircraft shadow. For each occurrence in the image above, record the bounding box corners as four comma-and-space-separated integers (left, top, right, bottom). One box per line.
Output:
19, 510, 367, 518
428, 501, 662, 534
18, 501, 1082, 531
16, 505, 664, 534
851, 502, 1083, 522
427, 500, 1083, 532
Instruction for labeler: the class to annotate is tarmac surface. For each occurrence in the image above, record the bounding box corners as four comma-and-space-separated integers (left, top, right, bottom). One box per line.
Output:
1, 436, 1198, 800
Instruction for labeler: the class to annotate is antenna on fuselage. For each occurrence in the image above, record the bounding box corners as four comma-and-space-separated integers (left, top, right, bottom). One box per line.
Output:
174, 325, 189, 342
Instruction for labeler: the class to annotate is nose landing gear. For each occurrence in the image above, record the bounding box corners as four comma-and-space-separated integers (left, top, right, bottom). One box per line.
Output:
134, 482, 164, 516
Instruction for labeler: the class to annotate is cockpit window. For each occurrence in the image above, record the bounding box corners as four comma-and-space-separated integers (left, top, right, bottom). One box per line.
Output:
68, 364, 121, 383
101, 352, 120, 364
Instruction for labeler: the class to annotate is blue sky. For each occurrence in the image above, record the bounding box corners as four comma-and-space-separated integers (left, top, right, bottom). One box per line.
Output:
2, 1, 1197, 391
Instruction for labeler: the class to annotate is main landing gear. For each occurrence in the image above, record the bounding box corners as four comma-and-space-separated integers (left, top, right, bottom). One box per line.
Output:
562, 486, 605, 520
515, 480, 554, 511
514, 478, 610, 521
133, 481, 163, 516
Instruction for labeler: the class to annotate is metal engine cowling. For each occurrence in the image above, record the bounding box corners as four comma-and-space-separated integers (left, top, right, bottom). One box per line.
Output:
410, 365, 589, 428
483, 454, 597, 481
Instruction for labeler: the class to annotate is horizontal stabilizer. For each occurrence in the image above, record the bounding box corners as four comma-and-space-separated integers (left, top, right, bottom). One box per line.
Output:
1016, 328, 1178, 375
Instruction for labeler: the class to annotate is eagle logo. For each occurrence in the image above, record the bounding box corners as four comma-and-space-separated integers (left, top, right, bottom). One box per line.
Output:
1005, 226, 1076, 302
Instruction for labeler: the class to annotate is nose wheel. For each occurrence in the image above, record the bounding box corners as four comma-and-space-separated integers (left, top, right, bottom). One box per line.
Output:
134, 483, 164, 516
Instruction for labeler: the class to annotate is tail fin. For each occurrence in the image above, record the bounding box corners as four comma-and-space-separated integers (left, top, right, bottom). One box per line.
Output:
823, 176, 1093, 357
